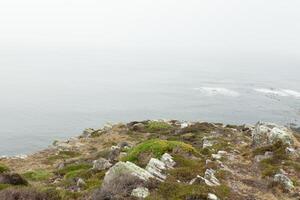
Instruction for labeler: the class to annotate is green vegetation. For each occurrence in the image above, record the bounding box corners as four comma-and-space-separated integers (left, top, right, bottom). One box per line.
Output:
123, 139, 199, 165
146, 181, 230, 200
0, 164, 9, 173
0, 184, 11, 191
84, 171, 105, 191
254, 141, 290, 177
47, 151, 81, 163
145, 121, 172, 133
22, 169, 53, 181
180, 122, 215, 134
168, 155, 205, 182
56, 163, 92, 178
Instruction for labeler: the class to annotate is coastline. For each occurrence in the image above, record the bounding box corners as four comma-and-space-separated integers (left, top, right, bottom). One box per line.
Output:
0, 120, 300, 199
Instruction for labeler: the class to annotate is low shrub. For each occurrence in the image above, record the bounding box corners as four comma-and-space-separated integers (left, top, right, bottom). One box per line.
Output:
0, 187, 60, 200
145, 121, 173, 133
22, 169, 52, 181
92, 174, 143, 200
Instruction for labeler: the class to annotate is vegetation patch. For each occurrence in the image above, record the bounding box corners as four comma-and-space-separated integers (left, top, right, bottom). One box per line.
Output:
47, 151, 81, 163
146, 181, 230, 200
0, 184, 11, 191
22, 169, 53, 181
145, 121, 173, 133
256, 141, 290, 178
123, 139, 199, 165
56, 163, 92, 179
180, 122, 216, 134
0, 164, 9, 174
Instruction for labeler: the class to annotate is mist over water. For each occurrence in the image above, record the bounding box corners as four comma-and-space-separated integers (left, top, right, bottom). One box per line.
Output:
0, 0, 300, 155
1, 48, 300, 155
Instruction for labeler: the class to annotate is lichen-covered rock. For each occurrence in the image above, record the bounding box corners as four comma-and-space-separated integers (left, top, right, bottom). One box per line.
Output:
252, 122, 296, 147
160, 153, 176, 168
92, 158, 112, 170
131, 187, 150, 198
103, 161, 154, 184
208, 193, 219, 200
82, 128, 95, 137
204, 169, 220, 186
145, 158, 167, 181
254, 151, 273, 162
108, 146, 121, 161
76, 178, 86, 187
132, 123, 145, 131
274, 174, 294, 192
202, 137, 214, 148
189, 169, 220, 187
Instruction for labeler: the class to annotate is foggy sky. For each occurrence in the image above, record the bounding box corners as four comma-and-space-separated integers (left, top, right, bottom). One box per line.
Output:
0, 0, 300, 58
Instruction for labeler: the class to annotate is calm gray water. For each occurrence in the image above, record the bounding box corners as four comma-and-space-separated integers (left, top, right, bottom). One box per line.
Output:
1, 48, 300, 156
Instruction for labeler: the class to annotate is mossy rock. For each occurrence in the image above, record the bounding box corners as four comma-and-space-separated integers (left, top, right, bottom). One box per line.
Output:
145, 121, 173, 133
22, 169, 53, 181
123, 139, 199, 166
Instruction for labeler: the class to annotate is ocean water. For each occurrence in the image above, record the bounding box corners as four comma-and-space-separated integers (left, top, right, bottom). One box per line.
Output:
0, 49, 300, 156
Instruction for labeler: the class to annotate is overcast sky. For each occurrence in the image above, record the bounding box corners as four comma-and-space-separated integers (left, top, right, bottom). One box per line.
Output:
0, 0, 300, 56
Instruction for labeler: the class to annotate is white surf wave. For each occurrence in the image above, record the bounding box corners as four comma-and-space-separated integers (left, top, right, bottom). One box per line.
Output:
254, 88, 300, 98
194, 87, 240, 97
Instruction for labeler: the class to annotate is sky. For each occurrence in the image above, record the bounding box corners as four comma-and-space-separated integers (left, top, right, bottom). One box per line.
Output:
0, 0, 300, 57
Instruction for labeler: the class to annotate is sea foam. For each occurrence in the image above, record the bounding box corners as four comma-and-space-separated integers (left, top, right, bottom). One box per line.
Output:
254, 88, 300, 98
194, 87, 240, 97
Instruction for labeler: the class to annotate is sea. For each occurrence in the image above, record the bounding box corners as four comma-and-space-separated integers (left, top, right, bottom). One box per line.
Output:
1, 48, 300, 155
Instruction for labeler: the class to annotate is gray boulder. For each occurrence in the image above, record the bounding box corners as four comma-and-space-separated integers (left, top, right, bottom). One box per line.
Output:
92, 158, 112, 171
160, 153, 176, 168
146, 158, 167, 181
131, 187, 150, 198
208, 193, 219, 200
103, 161, 154, 184
252, 122, 296, 147
145, 153, 176, 181
274, 174, 294, 192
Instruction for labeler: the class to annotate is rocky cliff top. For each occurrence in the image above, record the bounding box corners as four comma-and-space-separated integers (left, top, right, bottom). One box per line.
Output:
0, 120, 300, 200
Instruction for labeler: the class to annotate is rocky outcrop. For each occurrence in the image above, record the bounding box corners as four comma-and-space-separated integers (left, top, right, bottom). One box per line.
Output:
274, 174, 294, 192
92, 158, 112, 171
131, 187, 150, 198
145, 158, 167, 181
145, 153, 175, 181
160, 153, 176, 168
208, 193, 219, 200
252, 122, 296, 147
189, 169, 220, 187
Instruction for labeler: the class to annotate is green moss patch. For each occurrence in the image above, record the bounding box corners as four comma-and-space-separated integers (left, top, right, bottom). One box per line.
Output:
56, 163, 92, 180
123, 139, 199, 165
0, 164, 9, 173
145, 121, 173, 133
22, 169, 53, 181
0, 184, 11, 191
